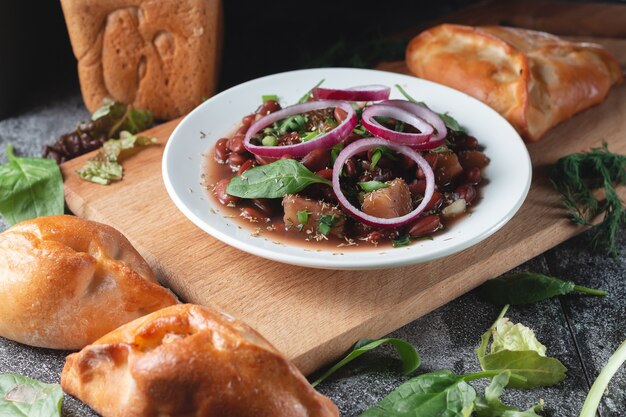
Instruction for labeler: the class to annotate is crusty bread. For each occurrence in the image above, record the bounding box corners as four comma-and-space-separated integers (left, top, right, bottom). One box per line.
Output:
60, 0, 222, 120
0, 215, 178, 349
406, 24, 623, 141
62, 304, 339, 417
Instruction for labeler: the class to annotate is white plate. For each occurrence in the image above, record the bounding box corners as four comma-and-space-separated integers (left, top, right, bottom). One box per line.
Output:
163, 68, 531, 270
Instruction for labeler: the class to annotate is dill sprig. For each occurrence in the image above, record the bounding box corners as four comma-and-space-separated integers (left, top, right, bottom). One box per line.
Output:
550, 142, 626, 256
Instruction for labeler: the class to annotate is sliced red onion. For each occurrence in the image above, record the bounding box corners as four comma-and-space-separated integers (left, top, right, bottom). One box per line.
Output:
312, 85, 391, 101
384, 99, 447, 149
244, 100, 357, 158
361, 104, 434, 146
332, 138, 435, 228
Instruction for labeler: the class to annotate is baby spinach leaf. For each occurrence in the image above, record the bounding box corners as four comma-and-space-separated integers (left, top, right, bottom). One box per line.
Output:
226, 159, 331, 199
0, 145, 64, 225
0, 374, 62, 417
476, 306, 567, 389
478, 272, 607, 305
475, 371, 544, 417
359, 370, 475, 417
310, 338, 420, 388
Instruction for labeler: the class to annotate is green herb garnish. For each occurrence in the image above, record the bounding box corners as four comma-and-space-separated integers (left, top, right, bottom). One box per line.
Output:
318, 213, 341, 236
478, 272, 607, 305
226, 159, 331, 199
394, 84, 468, 133
476, 305, 567, 388
358, 180, 390, 193
550, 142, 626, 256
0, 374, 63, 417
277, 114, 308, 135
369, 145, 397, 170
311, 338, 420, 388
0, 145, 64, 225
331, 143, 344, 164
261, 94, 278, 102
392, 234, 411, 248
77, 131, 157, 185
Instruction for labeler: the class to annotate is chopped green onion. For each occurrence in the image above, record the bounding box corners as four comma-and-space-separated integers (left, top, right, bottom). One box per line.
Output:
318, 214, 340, 236
297, 210, 311, 225
298, 79, 325, 103
301, 131, 319, 142
358, 180, 390, 193
262, 94, 278, 102
262, 136, 277, 146
331, 143, 344, 164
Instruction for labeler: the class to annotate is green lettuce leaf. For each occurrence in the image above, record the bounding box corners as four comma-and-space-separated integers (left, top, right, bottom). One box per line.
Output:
491, 318, 547, 356
0, 374, 62, 417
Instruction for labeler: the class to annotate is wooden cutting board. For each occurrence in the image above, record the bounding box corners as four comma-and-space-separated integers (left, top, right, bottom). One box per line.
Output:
61, 36, 626, 375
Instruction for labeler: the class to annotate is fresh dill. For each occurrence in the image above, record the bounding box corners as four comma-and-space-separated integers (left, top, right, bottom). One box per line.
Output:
550, 142, 626, 256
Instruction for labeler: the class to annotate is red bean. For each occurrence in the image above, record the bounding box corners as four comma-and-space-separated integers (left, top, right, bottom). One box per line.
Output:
215, 138, 230, 163
464, 136, 478, 150
256, 100, 281, 115
423, 191, 443, 211
240, 207, 265, 222
228, 152, 247, 168
465, 167, 482, 184
236, 124, 250, 136
228, 134, 246, 154
252, 198, 278, 217
455, 184, 477, 205
334, 107, 348, 123
301, 148, 330, 172
408, 214, 442, 237
237, 159, 256, 175
344, 158, 358, 177
458, 150, 489, 170
408, 179, 426, 196
242, 114, 255, 125
214, 179, 239, 206
315, 168, 333, 181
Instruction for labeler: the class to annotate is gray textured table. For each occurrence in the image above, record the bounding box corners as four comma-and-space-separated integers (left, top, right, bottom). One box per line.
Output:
0, 88, 624, 417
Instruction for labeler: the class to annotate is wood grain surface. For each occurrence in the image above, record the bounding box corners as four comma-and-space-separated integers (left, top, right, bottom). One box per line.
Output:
61, 37, 626, 375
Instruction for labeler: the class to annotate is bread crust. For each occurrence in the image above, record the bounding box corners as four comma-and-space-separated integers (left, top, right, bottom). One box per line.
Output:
406, 24, 623, 141
62, 304, 339, 417
0, 215, 178, 349
60, 0, 223, 120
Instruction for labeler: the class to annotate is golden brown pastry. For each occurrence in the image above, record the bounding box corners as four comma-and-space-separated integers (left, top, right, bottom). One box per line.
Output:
0, 215, 178, 349
406, 24, 623, 141
60, 0, 223, 120
62, 304, 339, 417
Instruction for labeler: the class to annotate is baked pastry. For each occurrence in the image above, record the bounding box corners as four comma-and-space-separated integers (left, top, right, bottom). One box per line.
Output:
0, 215, 178, 349
60, 0, 222, 120
406, 24, 623, 141
61, 304, 339, 417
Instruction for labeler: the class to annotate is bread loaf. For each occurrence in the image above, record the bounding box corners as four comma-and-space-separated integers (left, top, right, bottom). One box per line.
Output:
406, 24, 623, 141
62, 304, 339, 417
60, 0, 222, 120
0, 215, 178, 349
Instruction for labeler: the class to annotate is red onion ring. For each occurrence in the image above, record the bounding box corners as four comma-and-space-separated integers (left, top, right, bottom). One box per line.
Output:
244, 100, 357, 158
361, 104, 434, 146
384, 99, 447, 149
312, 85, 391, 101
332, 138, 435, 228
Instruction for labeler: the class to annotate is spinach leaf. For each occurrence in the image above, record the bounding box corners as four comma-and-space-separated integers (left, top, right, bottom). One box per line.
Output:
226, 159, 331, 199
358, 181, 390, 193
475, 371, 544, 417
0, 374, 62, 417
478, 272, 607, 305
394, 84, 468, 133
476, 306, 567, 389
0, 145, 64, 225
359, 370, 475, 417
310, 338, 420, 388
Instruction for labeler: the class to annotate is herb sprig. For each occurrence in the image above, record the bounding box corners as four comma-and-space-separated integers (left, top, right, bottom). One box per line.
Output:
550, 143, 626, 256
